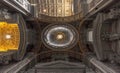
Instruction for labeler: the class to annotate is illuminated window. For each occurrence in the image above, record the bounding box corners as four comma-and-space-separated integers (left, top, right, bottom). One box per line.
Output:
0, 22, 20, 52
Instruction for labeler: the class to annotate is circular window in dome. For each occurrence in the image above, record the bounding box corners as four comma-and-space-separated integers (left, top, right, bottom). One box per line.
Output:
41, 23, 79, 51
